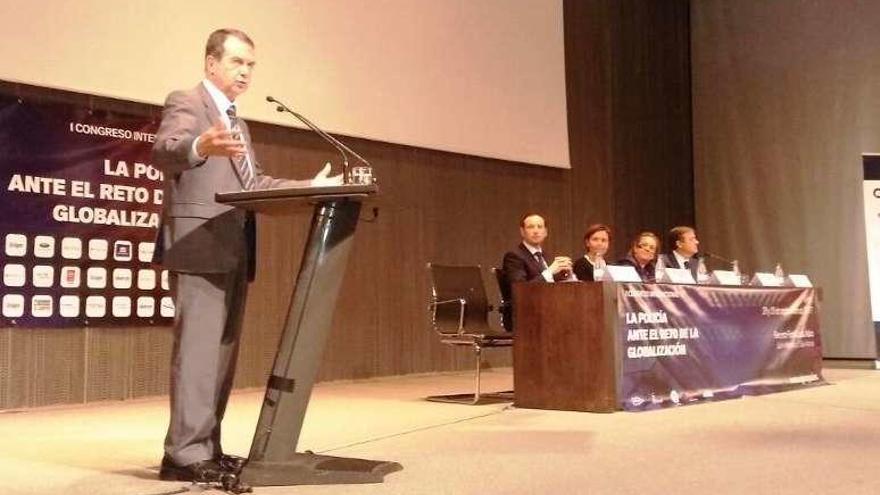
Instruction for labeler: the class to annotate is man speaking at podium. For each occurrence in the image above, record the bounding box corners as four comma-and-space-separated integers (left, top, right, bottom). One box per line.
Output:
152, 28, 340, 482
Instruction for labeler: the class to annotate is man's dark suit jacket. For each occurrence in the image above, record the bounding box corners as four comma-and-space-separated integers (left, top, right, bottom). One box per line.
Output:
498, 243, 561, 331
657, 252, 699, 280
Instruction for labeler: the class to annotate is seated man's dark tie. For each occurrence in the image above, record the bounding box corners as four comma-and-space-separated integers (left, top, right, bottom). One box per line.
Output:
534, 251, 548, 270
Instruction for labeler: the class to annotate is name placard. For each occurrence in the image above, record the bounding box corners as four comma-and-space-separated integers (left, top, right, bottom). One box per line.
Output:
607, 265, 642, 282
663, 268, 696, 285
710, 270, 742, 286
786, 274, 813, 288
751, 272, 783, 287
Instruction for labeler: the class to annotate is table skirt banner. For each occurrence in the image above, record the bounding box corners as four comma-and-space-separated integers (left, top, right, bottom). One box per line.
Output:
0, 94, 172, 327
618, 283, 823, 411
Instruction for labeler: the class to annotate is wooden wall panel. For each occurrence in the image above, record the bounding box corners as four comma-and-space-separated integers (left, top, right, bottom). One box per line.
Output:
31, 328, 86, 406
84, 327, 130, 402
128, 327, 172, 399
610, 0, 695, 248
0, 0, 694, 409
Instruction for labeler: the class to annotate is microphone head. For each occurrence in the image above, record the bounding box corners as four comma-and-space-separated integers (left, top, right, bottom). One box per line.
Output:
266, 95, 275, 102
276, 106, 284, 112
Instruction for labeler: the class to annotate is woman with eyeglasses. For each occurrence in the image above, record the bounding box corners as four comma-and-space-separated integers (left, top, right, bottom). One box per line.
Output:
615, 231, 660, 282
573, 224, 611, 281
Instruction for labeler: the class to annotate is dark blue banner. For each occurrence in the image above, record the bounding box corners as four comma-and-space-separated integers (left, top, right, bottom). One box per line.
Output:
0, 95, 172, 326
618, 283, 823, 410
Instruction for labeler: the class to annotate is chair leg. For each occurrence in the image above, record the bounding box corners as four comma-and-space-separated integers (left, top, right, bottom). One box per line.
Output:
472, 345, 483, 405
425, 344, 513, 405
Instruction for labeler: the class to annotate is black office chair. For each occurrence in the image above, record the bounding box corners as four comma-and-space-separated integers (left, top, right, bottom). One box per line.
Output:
491, 266, 512, 332
426, 263, 514, 404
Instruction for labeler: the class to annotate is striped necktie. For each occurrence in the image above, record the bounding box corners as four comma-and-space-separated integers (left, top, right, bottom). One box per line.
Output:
534, 251, 548, 270
226, 105, 256, 190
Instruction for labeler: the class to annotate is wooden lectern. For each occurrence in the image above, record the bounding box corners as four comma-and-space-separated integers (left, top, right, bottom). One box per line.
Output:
512, 282, 619, 413
216, 184, 402, 486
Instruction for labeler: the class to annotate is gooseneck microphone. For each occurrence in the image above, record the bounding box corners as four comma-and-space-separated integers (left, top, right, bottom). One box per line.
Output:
700, 251, 740, 270
266, 96, 370, 184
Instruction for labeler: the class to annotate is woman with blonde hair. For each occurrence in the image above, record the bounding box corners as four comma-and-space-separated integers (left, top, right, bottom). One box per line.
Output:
615, 231, 660, 282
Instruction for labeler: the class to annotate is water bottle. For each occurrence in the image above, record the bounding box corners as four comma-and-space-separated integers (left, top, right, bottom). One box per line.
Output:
774, 262, 785, 285
731, 260, 742, 285
697, 257, 710, 284
654, 255, 666, 283
593, 254, 606, 281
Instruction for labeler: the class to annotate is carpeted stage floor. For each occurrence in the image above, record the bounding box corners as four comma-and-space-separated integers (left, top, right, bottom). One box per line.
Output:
1, 366, 878, 495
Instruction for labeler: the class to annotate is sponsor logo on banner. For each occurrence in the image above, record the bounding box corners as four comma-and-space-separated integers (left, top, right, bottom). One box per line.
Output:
112, 268, 133, 289
113, 240, 133, 261
85, 296, 107, 318
61, 237, 83, 259
138, 269, 156, 290
669, 389, 681, 405
3, 264, 26, 287
2, 294, 25, 317
59, 296, 80, 317
112, 297, 132, 318
31, 295, 53, 317
33, 235, 55, 258
138, 242, 155, 263
32, 265, 55, 288
5, 233, 27, 257
630, 396, 645, 407
88, 239, 109, 260
86, 267, 107, 289
160, 297, 175, 317
60, 266, 81, 288
136, 297, 155, 317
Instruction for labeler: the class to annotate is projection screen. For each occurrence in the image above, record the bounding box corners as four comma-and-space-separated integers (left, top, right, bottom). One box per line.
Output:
0, 0, 569, 168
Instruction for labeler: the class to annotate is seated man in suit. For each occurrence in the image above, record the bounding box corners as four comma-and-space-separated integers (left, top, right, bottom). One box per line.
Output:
657, 226, 700, 279
498, 213, 573, 330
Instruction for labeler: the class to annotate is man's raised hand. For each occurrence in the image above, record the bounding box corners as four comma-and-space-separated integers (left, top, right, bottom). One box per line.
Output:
195, 122, 246, 158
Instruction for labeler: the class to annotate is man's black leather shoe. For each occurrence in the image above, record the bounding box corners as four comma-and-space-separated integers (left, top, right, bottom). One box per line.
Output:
159, 455, 225, 482
216, 453, 248, 473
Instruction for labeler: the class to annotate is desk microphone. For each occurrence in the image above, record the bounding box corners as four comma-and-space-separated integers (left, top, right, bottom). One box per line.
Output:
701, 251, 738, 268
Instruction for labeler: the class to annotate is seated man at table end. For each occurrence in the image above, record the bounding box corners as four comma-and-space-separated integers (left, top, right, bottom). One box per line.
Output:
657, 225, 700, 280
498, 213, 573, 331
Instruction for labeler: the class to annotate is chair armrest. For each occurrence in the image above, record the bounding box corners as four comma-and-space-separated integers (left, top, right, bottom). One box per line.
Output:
428, 298, 467, 333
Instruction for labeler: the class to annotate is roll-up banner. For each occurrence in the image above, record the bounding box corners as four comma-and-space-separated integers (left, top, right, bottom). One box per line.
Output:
618, 283, 823, 411
862, 154, 880, 362
0, 94, 173, 327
